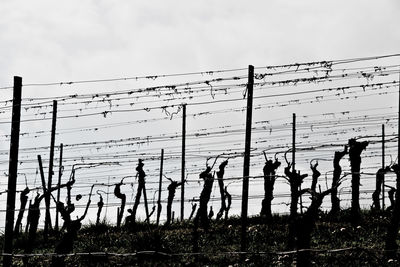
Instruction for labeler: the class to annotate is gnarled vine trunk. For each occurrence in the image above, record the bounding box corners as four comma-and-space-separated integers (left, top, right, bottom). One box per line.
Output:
330, 146, 347, 216
284, 164, 308, 249
260, 158, 281, 221
216, 160, 228, 220
197, 167, 214, 230
348, 139, 368, 225
114, 182, 126, 228
14, 187, 30, 236
297, 189, 332, 267
165, 180, 183, 226
385, 164, 400, 259
131, 159, 149, 224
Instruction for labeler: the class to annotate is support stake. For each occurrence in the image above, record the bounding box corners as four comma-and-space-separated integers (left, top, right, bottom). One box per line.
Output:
240, 65, 254, 253
55, 143, 63, 231
181, 104, 186, 221
3, 76, 22, 267
45, 100, 57, 234
157, 149, 164, 226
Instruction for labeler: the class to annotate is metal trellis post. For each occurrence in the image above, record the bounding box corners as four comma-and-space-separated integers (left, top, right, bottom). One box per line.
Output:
181, 104, 186, 221
3, 76, 22, 267
44, 100, 57, 237
55, 143, 63, 231
157, 149, 164, 225
240, 65, 254, 253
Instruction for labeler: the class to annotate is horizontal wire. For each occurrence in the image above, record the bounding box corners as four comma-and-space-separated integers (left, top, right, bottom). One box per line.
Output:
1, 52, 399, 90
0, 246, 395, 258
1, 77, 395, 123
0, 80, 397, 126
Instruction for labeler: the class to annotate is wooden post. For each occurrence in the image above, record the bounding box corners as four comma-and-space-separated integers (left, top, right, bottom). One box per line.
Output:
181, 104, 186, 221
55, 143, 63, 231
382, 125, 385, 210
38, 156, 47, 196
293, 113, 302, 214
385, 70, 400, 255
292, 113, 296, 173
45, 100, 57, 233
157, 149, 164, 226
37, 155, 49, 240
240, 65, 254, 253
3, 76, 22, 267
25, 200, 32, 233
143, 184, 150, 224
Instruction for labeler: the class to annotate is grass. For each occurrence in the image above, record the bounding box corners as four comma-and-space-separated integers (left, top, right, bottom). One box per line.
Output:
2, 209, 400, 266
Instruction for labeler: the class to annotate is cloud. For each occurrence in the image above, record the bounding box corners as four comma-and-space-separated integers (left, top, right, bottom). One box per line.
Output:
1, 0, 399, 87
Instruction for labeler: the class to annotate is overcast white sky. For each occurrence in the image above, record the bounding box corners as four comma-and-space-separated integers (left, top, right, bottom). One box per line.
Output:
0, 0, 400, 227
1, 0, 399, 85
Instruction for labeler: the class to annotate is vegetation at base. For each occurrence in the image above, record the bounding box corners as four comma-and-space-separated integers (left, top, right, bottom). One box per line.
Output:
1, 209, 399, 266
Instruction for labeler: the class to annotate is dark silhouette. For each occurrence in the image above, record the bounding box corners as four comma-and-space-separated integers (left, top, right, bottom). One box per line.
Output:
60, 169, 77, 231
216, 160, 229, 220
196, 158, 219, 230
156, 179, 163, 226
284, 151, 308, 249
192, 211, 200, 256
25, 200, 32, 234
372, 166, 390, 211
24, 182, 71, 257
224, 186, 232, 220
51, 186, 94, 267
285, 167, 308, 217
25, 193, 41, 255
145, 205, 156, 223
208, 206, 214, 220
348, 138, 368, 225
96, 190, 104, 226
260, 153, 281, 220
56, 201, 71, 234
296, 187, 333, 267
14, 187, 30, 236
125, 208, 134, 226
310, 161, 320, 192
131, 159, 149, 224
114, 178, 126, 228
386, 185, 396, 211
192, 158, 218, 256
66, 170, 76, 210
385, 164, 400, 258
164, 177, 184, 226
330, 145, 348, 216
188, 200, 197, 221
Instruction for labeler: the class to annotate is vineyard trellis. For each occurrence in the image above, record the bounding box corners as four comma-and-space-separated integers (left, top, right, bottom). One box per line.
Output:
0, 53, 400, 265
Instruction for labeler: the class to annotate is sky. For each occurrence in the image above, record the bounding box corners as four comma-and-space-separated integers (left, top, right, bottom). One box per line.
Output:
0, 0, 400, 229
1, 0, 399, 85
